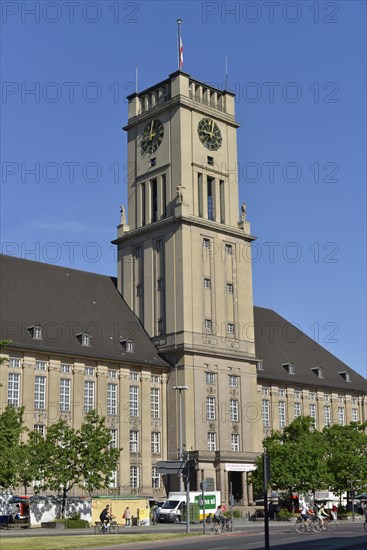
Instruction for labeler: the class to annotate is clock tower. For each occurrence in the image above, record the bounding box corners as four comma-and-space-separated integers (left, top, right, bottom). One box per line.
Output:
113, 71, 262, 503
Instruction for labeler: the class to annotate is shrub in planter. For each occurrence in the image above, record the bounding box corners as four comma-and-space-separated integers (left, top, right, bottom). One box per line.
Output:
65, 519, 89, 529
276, 509, 293, 521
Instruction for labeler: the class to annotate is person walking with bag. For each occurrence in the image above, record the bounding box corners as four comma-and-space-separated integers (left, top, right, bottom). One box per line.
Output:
123, 506, 132, 528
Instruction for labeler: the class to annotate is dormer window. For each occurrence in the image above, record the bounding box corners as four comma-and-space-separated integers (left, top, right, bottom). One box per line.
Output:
257, 360, 264, 371
312, 367, 324, 379
339, 371, 351, 382
29, 324, 43, 340
121, 339, 134, 353
283, 362, 295, 375
76, 332, 91, 346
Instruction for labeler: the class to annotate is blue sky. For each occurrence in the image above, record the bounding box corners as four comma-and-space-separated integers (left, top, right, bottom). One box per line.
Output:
1, 1, 366, 378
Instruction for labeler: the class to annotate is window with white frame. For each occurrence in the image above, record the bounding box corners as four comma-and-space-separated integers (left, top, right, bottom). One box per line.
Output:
33, 325, 43, 340
278, 389, 286, 397
203, 278, 211, 289
225, 244, 232, 255
129, 386, 139, 416
108, 470, 118, 488
135, 246, 143, 257
206, 372, 215, 385
84, 380, 95, 413
36, 361, 47, 370
85, 367, 95, 377
152, 466, 161, 489
60, 378, 71, 412
324, 394, 331, 402
262, 387, 270, 396
151, 374, 160, 384
204, 319, 212, 332
151, 388, 160, 418
338, 396, 344, 405
338, 407, 345, 426
279, 401, 286, 428
294, 390, 301, 399
227, 323, 234, 334
309, 392, 316, 400
82, 333, 90, 346
262, 400, 270, 427
323, 405, 331, 427
207, 432, 216, 451
108, 369, 118, 379
352, 408, 358, 422
61, 364, 71, 373
229, 375, 238, 387
130, 371, 139, 381
294, 402, 301, 418
230, 399, 239, 422
206, 397, 215, 420
351, 397, 357, 405
130, 465, 139, 488
203, 238, 210, 249
151, 432, 161, 453
129, 430, 139, 453
9, 358, 21, 368
231, 433, 240, 451
8, 373, 20, 407
110, 429, 118, 448
34, 424, 45, 436
226, 283, 233, 293
309, 403, 317, 427
35, 376, 46, 410
107, 383, 118, 415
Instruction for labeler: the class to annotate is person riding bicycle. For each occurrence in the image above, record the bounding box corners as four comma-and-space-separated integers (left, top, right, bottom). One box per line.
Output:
300, 499, 309, 523
100, 504, 113, 531
213, 505, 225, 526
317, 502, 328, 529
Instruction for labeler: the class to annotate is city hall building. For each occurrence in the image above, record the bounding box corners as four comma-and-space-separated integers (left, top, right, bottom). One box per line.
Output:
1, 71, 366, 507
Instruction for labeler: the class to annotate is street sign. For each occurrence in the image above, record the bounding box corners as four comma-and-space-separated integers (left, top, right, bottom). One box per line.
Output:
156, 460, 185, 474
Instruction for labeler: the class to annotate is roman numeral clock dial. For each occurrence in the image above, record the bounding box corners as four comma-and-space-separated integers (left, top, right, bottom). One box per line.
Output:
140, 119, 164, 154
197, 117, 222, 151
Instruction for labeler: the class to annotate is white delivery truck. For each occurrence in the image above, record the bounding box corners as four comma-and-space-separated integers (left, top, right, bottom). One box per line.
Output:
157, 491, 221, 523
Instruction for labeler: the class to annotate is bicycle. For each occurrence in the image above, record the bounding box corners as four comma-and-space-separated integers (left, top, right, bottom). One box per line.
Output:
323, 515, 337, 532
212, 517, 232, 533
94, 520, 119, 534
295, 515, 321, 533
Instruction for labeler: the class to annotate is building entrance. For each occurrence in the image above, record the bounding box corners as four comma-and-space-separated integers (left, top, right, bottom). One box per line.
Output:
228, 471, 243, 503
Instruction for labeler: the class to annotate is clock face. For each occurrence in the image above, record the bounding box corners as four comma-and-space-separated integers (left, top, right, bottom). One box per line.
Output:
197, 118, 222, 151
140, 119, 164, 154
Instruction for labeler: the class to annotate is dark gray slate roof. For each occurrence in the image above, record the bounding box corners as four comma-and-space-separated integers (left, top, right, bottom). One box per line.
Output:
254, 306, 366, 393
0, 255, 170, 369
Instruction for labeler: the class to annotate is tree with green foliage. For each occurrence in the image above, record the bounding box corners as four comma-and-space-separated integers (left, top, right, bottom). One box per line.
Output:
0, 406, 26, 489
323, 422, 367, 499
33, 410, 120, 517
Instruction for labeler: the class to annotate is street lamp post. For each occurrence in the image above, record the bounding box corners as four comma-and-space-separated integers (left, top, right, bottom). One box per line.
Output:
173, 385, 188, 492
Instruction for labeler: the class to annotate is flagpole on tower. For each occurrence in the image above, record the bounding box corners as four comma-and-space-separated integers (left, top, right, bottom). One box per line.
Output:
225, 56, 228, 90
177, 18, 183, 70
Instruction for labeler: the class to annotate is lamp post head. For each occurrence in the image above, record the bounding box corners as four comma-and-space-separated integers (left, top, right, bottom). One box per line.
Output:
173, 386, 188, 391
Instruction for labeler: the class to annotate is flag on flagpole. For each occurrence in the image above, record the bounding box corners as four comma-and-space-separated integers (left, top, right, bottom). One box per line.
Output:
179, 34, 183, 69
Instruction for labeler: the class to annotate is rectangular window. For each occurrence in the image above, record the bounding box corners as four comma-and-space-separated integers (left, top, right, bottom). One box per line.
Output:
157, 318, 164, 335
136, 284, 142, 297
262, 400, 270, 427
294, 402, 301, 418
206, 372, 215, 385
294, 390, 301, 399
309, 403, 317, 427
8, 373, 20, 407
207, 432, 216, 451
226, 283, 233, 294
309, 392, 316, 400
135, 246, 143, 258
278, 389, 286, 397
85, 367, 95, 377
162, 174, 167, 218
107, 383, 118, 415
205, 319, 212, 332
203, 238, 210, 249
130, 465, 139, 489
225, 244, 232, 255
108, 369, 118, 379
129, 386, 139, 417
231, 433, 240, 452
82, 333, 90, 346
262, 387, 270, 396
61, 364, 71, 373
220, 180, 225, 224
109, 470, 118, 488
230, 399, 239, 422
207, 176, 214, 221
84, 380, 95, 413
36, 361, 47, 371
352, 408, 358, 422
207, 397, 215, 420
151, 432, 161, 454
60, 379, 71, 412
35, 376, 46, 410
338, 407, 345, 426
151, 178, 158, 222
156, 239, 163, 251
228, 375, 238, 388
151, 375, 160, 384
324, 394, 330, 402
130, 430, 139, 452
151, 388, 160, 418
338, 396, 344, 405
279, 401, 286, 428
324, 405, 331, 427
126, 340, 134, 352
34, 424, 45, 436
351, 397, 357, 405
204, 278, 211, 289
110, 429, 118, 448
152, 466, 161, 489
227, 323, 234, 334
130, 371, 139, 381
157, 278, 164, 291
9, 358, 21, 368
198, 173, 203, 217
141, 182, 146, 226
207, 156, 214, 166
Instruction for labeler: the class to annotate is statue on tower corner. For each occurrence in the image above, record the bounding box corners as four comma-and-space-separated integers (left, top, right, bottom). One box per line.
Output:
176, 183, 185, 204
119, 204, 126, 225
241, 201, 247, 223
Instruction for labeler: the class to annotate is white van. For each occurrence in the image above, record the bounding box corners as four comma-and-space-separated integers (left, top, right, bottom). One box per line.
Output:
157, 491, 221, 523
